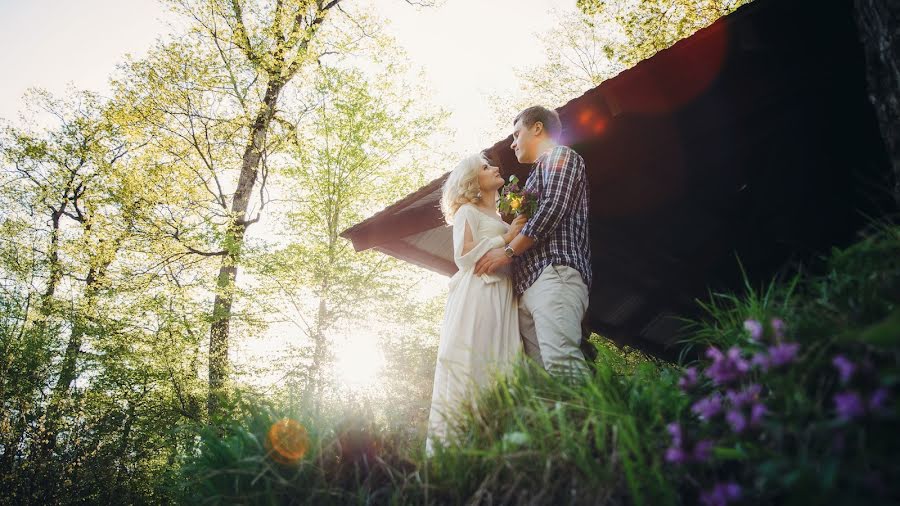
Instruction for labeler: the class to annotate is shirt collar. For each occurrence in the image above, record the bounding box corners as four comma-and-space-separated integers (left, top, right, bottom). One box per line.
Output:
532, 144, 557, 167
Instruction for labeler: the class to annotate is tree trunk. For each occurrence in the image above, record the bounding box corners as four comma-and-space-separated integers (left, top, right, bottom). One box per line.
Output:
29, 208, 65, 337
853, 0, 900, 206
207, 79, 283, 420
109, 400, 136, 503
0, 209, 65, 474
33, 259, 109, 466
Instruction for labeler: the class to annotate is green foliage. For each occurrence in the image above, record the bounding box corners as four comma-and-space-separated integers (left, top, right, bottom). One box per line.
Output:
0, 86, 206, 505
4, 1, 895, 503
0, 2, 446, 504
183, 220, 900, 505
497, 175, 539, 218
574, 0, 751, 67
248, 56, 448, 418
679, 221, 900, 354
180, 388, 418, 505
666, 221, 900, 505
182, 346, 684, 505
424, 349, 684, 506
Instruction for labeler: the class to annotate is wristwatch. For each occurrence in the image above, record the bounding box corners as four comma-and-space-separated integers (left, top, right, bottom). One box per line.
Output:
504, 244, 516, 258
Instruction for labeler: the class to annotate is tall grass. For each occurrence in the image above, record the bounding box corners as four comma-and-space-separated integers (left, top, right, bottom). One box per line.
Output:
422, 344, 685, 506
178, 342, 685, 505
666, 220, 900, 505
180, 220, 899, 505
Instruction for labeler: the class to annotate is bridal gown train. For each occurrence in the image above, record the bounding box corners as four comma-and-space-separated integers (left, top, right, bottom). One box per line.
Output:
425, 203, 523, 455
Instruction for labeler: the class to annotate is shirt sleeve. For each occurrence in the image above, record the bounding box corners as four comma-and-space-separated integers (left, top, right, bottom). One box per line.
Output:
520, 146, 584, 241
452, 205, 506, 272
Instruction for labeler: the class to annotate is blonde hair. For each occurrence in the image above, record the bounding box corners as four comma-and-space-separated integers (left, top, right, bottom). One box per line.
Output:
440, 153, 487, 224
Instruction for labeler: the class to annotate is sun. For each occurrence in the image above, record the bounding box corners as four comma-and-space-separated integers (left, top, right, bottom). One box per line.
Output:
332, 330, 386, 393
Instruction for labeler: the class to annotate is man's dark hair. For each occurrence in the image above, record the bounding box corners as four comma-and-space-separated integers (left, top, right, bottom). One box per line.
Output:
513, 105, 562, 141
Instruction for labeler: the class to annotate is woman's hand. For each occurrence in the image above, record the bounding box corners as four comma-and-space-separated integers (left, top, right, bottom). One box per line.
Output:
504, 214, 528, 244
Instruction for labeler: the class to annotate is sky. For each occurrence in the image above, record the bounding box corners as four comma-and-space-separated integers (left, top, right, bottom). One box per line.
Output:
0, 0, 579, 390
0, 0, 575, 150
0, 0, 174, 122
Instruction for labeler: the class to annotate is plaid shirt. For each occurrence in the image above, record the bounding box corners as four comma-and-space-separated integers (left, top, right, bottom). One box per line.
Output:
513, 145, 592, 296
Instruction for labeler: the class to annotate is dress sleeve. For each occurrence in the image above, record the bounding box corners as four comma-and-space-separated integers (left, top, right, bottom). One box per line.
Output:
452, 205, 506, 272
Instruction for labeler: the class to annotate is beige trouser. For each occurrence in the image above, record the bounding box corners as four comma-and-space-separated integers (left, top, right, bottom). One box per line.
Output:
519, 264, 590, 379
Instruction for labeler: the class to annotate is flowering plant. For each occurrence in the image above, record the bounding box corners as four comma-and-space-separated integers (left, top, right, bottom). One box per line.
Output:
497, 175, 538, 218
665, 314, 897, 505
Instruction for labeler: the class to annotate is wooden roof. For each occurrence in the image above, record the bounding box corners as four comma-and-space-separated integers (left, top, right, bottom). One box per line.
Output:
341, 0, 897, 360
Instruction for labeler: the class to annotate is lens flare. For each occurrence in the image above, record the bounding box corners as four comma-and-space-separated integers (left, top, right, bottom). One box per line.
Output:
337, 423, 382, 465
607, 21, 730, 115
579, 109, 594, 125
266, 418, 309, 465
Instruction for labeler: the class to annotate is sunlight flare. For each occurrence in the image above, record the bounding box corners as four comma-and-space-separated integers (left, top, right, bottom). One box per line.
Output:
333, 329, 386, 392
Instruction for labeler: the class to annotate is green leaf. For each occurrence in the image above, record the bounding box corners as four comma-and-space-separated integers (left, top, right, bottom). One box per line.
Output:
839, 307, 900, 347
820, 459, 839, 490
712, 446, 747, 460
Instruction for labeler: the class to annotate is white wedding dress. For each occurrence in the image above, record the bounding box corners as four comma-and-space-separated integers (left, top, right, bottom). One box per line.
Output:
425, 203, 523, 455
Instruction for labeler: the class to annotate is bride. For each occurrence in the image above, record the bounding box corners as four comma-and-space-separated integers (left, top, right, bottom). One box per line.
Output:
425, 153, 527, 455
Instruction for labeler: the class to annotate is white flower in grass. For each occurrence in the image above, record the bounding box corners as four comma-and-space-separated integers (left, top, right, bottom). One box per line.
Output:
501, 431, 530, 449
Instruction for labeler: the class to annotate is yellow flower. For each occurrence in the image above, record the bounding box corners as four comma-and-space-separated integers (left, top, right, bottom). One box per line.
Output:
510, 197, 521, 210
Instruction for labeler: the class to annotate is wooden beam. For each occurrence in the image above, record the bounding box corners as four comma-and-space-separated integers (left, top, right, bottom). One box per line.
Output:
347, 204, 445, 253
375, 240, 457, 277
340, 174, 448, 244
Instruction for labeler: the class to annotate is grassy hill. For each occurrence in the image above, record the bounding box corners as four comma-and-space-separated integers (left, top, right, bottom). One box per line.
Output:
180, 221, 900, 505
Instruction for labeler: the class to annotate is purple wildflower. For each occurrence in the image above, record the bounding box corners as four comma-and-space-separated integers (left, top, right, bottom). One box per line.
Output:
725, 409, 747, 433
692, 393, 724, 421
831, 355, 855, 385
678, 366, 699, 391
692, 439, 714, 462
834, 391, 866, 420
749, 402, 767, 427
727, 347, 749, 369
869, 387, 889, 413
663, 422, 687, 464
770, 317, 786, 340
706, 346, 724, 361
746, 383, 762, 396
743, 319, 763, 341
767, 342, 800, 367
700, 482, 742, 506
726, 383, 762, 407
725, 388, 739, 405
751, 351, 770, 372
705, 346, 750, 385
665, 446, 688, 464
666, 422, 682, 446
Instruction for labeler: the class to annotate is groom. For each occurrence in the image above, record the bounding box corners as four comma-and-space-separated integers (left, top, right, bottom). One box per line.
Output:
475, 105, 593, 379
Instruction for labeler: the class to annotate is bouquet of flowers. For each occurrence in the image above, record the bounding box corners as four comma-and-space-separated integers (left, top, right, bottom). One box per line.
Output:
498, 175, 539, 218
